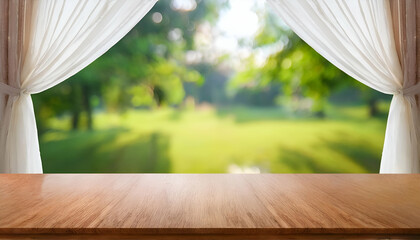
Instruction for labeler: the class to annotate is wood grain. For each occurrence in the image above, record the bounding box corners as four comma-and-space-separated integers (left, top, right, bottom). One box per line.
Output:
416, 0, 420, 84
0, 174, 420, 239
390, 0, 417, 87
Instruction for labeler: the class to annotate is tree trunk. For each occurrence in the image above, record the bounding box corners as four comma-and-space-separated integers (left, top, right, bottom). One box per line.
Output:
314, 110, 325, 119
153, 86, 165, 107
368, 98, 379, 117
71, 110, 80, 130
71, 84, 82, 130
81, 84, 93, 130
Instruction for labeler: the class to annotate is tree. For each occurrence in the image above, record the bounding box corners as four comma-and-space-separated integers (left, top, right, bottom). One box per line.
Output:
32, 0, 226, 131
230, 12, 358, 117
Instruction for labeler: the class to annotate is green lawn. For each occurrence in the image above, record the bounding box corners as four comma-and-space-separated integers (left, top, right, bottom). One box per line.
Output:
40, 105, 388, 173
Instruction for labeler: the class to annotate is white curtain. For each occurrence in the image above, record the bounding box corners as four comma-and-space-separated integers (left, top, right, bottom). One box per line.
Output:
267, 0, 420, 173
0, 0, 157, 173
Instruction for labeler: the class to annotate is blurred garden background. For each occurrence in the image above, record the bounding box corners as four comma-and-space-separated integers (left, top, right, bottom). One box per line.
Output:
33, 0, 391, 173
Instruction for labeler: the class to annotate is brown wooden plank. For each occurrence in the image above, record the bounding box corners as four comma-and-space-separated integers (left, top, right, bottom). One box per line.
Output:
390, 0, 417, 87
0, 233, 419, 240
404, 0, 417, 87
416, 0, 420, 84
0, 174, 419, 238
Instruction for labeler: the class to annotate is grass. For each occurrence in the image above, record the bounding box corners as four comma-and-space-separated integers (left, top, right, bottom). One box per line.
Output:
40, 104, 388, 173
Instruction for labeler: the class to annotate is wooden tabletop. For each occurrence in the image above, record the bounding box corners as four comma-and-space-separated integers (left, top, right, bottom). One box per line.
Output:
0, 174, 420, 239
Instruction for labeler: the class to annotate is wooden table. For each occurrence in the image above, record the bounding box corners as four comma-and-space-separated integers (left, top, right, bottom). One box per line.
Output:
0, 174, 419, 239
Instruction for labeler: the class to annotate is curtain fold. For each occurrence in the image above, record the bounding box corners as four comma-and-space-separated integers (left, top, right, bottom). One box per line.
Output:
267, 0, 419, 173
0, 0, 157, 173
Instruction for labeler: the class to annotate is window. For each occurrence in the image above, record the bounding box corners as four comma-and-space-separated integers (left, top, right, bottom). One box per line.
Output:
33, 0, 390, 174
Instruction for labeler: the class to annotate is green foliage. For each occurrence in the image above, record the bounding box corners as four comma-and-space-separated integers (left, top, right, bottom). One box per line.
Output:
33, 0, 225, 131
231, 11, 355, 114
129, 59, 204, 107
254, 12, 289, 46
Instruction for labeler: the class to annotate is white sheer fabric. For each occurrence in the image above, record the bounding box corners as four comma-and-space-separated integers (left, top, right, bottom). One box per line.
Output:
0, 0, 157, 173
267, 0, 420, 173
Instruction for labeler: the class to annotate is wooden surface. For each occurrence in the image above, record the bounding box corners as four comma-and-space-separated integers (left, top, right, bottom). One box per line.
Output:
416, 0, 419, 83
0, 174, 420, 239
389, 0, 417, 86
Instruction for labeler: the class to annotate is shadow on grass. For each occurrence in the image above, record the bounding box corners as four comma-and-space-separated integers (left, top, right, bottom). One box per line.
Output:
216, 105, 389, 124
277, 148, 332, 173
41, 128, 171, 173
277, 132, 381, 173
320, 132, 381, 173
